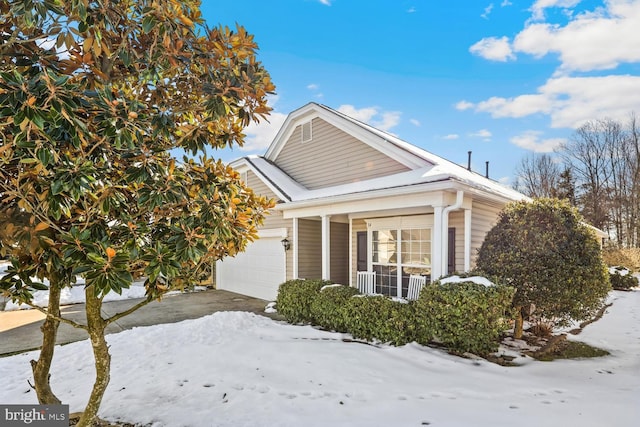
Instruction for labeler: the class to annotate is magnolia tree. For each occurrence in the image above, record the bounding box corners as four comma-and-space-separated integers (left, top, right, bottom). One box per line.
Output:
476, 198, 610, 339
0, 1, 274, 425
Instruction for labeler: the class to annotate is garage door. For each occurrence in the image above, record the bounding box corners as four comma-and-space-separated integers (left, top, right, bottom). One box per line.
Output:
216, 228, 287, 301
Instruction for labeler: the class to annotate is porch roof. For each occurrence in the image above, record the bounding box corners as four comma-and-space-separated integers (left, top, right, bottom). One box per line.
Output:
239, 155, 527, 207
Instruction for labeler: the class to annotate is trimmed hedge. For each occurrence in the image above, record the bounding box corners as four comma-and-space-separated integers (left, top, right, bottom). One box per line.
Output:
309, 284, 360, 332
414, 280, 515, 355
275, 277, 514, 356
342, 296, 416, 346
275, 279, 330, 323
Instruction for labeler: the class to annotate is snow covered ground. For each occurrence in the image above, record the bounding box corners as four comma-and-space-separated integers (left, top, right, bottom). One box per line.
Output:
1, 290, 638, 427
0, 261, 205, 311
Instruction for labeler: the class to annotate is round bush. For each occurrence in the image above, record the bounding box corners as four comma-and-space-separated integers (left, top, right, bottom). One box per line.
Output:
476, 198, 610, 330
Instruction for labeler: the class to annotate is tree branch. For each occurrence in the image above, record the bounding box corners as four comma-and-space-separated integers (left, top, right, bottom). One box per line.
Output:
104, 298, 152, 325
24, 302, 88, 331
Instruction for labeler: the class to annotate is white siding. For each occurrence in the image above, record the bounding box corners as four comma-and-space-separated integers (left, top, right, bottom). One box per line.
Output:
470, 201, 502, 269
274, 118, 411, 190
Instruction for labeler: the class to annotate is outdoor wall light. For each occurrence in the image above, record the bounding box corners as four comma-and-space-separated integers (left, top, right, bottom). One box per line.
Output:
281, 238, 291, 251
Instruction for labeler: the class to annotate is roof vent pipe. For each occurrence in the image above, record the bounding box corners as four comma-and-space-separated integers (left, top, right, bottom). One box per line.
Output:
485, 161, 489, 178
467, 151, 472, 171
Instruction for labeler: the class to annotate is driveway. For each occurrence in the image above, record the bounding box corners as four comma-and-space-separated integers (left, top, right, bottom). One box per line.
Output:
0, 289, 281, 356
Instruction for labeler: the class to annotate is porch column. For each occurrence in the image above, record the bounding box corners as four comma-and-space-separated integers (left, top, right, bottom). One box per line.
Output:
348, 217, 353, 286
432, 206, 444, 281
321, 214, 331, 280
464, 208, 472, 272
293, 217, 299, 279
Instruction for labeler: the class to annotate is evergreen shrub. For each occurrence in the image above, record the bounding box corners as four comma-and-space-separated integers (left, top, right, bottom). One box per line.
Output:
608, 267, 638, 290
414, 279, 515, 355
476, 198, 611, 328
275, 279, 330, 323
309, 284, 360, 332
342, 295, 417, 345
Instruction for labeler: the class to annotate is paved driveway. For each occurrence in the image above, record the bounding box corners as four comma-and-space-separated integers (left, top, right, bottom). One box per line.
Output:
0, 289, 280, 356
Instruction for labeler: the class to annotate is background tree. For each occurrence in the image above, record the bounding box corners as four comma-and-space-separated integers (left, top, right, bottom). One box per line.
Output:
476, 198, 610, 339
514, 153, 561, 198
552, 167, 576, 205
0, 1, 274, 425
559, 120, 613, 231
514, 114, 640, 247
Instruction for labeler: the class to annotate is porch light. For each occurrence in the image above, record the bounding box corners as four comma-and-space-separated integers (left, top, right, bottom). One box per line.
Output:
281, 238, 291, 251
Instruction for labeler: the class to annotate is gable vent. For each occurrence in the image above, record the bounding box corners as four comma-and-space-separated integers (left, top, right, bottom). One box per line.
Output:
301, 120, 312, 143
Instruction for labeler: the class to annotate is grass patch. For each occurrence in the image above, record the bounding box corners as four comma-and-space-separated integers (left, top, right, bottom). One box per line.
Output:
535, 340, 610, 361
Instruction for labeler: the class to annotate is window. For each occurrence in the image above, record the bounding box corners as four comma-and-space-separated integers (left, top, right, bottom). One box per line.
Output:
368, 216, 432, 298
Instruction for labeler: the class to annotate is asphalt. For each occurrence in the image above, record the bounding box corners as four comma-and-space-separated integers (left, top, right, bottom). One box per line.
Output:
0, 289, 282, 357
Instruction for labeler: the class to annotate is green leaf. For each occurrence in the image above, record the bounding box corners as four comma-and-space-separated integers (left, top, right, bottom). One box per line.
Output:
142, 16, 156, 34
31, 282, 48, 291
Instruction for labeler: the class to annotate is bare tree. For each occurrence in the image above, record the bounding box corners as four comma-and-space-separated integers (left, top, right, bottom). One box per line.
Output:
622, 113, 640, 247
514, 153, 561, 198
560, 119, 613, 232
515, 114, 640, 247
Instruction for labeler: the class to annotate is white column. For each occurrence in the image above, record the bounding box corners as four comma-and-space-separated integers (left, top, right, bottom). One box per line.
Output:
432, 206, 443, 281
441, 212, 449, 276
464, 208, 472, 272
321, 215, 331, 280
348, 217, 353, 286
293, 217, 299, 279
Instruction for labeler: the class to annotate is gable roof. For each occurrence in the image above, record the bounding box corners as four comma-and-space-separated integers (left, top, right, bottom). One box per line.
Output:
234, 102, 527, 205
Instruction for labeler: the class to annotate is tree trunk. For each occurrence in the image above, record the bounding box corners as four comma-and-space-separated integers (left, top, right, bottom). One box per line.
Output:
77, 286, 111, 427
513, 307, 524, 340
30, 282, 62, 404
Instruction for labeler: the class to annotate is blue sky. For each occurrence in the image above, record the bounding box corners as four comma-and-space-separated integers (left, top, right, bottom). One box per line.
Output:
201, 0, 640, 184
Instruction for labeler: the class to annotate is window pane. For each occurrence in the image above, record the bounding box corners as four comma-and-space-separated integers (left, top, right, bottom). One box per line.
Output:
400, 228, 431, 267
373, 265, 397, 297
372, 229, 396, 264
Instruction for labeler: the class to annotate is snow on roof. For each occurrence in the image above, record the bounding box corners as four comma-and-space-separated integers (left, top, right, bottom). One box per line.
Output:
239, 103, 528, 205
245, 155, 526, 205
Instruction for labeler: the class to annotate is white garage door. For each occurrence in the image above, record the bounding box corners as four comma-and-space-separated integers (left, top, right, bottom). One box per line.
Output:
216, 228, 287, 301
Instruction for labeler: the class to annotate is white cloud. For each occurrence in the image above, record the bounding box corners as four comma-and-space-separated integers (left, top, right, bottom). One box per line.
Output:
481, 3, 494, 19
455, 100, 475, 111
515, 1, 640, 72
318, 0, 332, 5
407, 6, 417, 13
501, 0, 512, 6
472, 75, 640, 128
240, 110, 287, 152
307, 83, 323, 99
470, 129, 492, 138
337, 105, 378, 122
530, 0, 581, 21
337, 105, 402, 132
443, 134, 460, 140
510, 130, 566, 152
469, 36, 515, 61
497, 176, 511, 186
475, 93, 554, 118
373, 111, 402, 131
410, 118, 421, 127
